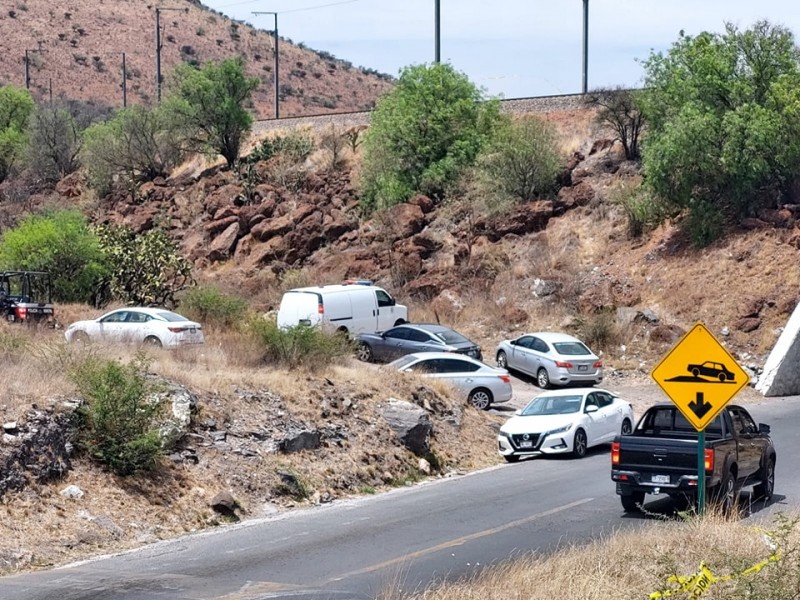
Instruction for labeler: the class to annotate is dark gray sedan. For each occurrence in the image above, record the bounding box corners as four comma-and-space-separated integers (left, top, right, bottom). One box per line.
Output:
356, 323, 482, 363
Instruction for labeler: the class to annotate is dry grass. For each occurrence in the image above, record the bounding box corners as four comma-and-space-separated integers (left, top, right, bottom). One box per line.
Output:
395, 511, 796, 600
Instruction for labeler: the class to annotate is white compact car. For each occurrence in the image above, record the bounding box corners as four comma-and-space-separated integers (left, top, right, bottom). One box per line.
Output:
497, 388, 633, 461
65, 307, 204, 348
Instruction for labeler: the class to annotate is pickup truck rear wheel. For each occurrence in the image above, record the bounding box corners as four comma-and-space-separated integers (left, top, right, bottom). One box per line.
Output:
621, 492, 645, 513
754, 458, 775, 502
572, 428, 587, 458
712, 469, 737, 514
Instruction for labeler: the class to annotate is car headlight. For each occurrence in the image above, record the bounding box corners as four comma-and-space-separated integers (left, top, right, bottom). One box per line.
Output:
546, 425, 572, 436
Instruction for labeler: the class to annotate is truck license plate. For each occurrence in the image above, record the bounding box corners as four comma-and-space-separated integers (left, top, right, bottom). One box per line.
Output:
651, 474, 670, 484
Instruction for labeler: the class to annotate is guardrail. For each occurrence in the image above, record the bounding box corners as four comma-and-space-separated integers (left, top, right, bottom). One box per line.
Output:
251, 92, 592, 134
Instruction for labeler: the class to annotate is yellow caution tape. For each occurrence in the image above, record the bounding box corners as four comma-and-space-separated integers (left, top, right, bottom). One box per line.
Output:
649, 531, 782, 599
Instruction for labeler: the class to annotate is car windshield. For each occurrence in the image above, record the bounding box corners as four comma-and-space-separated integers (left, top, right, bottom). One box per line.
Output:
154, 310, 190, 322
432, 330, 470, 344
552, 341, 591, 356
521, 395, 583, 416
390, 355, 418, 369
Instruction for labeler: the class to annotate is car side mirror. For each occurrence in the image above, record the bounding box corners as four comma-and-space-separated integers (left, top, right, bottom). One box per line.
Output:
758, 423, 771, 435
510, 340, 518, 346
585, 405, 599, 413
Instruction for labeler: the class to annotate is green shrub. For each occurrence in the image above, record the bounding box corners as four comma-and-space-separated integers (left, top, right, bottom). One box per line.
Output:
576, 310, 619, 353
608, 180, 663, 239
275, 467, 311, 501
249, 319, 352, 369
0, 209, 107, 303
71, 355, 163, 476
247, 130, 314, 165
179, 286, 247, 328
685, 199, 727, 248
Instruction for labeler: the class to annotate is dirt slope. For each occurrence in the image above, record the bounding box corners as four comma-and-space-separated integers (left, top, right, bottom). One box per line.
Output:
0, 0, 392, 117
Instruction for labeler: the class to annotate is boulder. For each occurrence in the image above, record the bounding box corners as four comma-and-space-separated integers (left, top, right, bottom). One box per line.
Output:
557, 181, 595, 210
734, 317, 761, 333
152, 382, 198, 449
207, 222, 240, 263
251, 214, 294, 241
378, 398, 432, 456
385, 203, 426, 238
431, 289, 465, 319
481, 201, 554, 239
279, 430, 321, 453
204, 215, 239, 235
210, 491, 241, 519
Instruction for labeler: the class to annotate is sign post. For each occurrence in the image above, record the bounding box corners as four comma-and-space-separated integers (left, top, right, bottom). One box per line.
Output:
651, 323, 749, 513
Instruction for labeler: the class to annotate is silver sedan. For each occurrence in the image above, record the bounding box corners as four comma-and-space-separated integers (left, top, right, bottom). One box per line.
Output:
495, 331, 603, 388
389, 352, 513, 410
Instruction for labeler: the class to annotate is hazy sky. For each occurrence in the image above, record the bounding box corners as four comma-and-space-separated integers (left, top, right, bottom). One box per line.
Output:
202, 0, 798, 98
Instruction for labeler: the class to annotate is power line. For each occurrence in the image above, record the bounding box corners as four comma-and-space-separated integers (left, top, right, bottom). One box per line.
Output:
281, 0, 360, 15
213, 0, 359, 11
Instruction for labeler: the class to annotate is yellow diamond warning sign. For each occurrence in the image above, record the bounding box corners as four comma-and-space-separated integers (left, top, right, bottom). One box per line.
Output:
651, 322, 749, 431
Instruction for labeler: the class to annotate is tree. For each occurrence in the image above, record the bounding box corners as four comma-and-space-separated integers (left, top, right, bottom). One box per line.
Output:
0, 85, 35, 182
474, 115, 561, 203
640, 21, 800, 245
81, 105, 183, 196
0, 210, 107, 303
584, 87, 644, 161
27, 104, 82, 182
95, 224, 193, 307
360, 63, 501, 211
164, 58, 259, 167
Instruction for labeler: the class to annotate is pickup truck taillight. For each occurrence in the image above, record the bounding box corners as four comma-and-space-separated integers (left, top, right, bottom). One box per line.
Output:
705, 448, 714, 472
611, 441, 620, 465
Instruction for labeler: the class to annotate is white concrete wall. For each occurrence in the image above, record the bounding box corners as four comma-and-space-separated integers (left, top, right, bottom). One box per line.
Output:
757, 300, 800, 396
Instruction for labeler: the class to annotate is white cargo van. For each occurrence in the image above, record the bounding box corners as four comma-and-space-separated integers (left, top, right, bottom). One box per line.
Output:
277, 283, 408, 335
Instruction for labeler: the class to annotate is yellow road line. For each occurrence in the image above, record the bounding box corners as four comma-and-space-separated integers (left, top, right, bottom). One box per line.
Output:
327, 497, 594, 582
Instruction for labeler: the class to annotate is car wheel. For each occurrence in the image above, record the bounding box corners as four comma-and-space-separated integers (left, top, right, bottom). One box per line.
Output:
572, 428, 588, 458
496, 350, 508, 369
468, 388, 493, 410
754, 457, 775, 502
712, 468, 737, 514
692, 368, 700, 378
71, 331, 90, 344
394, 319, 406, 326
143, 336, 163, 348
718, 373, 727, 382
503, 455, 520, 464
357, 342, 374, 363
620, 492, 645, 513
537, 368, 551, 389
621, 418, 632, 436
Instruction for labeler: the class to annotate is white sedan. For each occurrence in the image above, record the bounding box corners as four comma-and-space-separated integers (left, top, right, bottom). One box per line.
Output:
65, 307, 204, 348
497, 388, 633, 461
389, 352, 513, 410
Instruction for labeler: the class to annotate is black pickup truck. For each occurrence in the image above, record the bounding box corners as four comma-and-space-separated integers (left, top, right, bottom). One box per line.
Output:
611, 403, 775, 512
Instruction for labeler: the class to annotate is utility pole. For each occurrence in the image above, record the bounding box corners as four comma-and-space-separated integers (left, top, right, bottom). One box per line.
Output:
156, 7, 186, 103
24, 46, 46, 91
122, 51, 127, 108
581, 0, 589, 93
253, 11, 279, 119
434, 0, 440, 63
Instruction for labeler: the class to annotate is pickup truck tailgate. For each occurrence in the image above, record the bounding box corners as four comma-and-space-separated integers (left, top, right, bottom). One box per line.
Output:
616, 435, 700, 487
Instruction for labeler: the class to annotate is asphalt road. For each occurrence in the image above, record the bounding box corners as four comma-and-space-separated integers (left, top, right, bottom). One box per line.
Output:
4, 389, 798, 600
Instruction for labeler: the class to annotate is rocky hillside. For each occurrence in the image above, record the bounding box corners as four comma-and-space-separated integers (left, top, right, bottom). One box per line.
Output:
2, 104, 800, 575
0, 0, 392, 117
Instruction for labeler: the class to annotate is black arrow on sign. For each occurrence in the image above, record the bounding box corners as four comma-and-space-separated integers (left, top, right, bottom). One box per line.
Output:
689, 392, 713, 419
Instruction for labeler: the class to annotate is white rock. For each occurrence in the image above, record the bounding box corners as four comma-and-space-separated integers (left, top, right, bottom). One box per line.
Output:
60, 485, 84, 499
